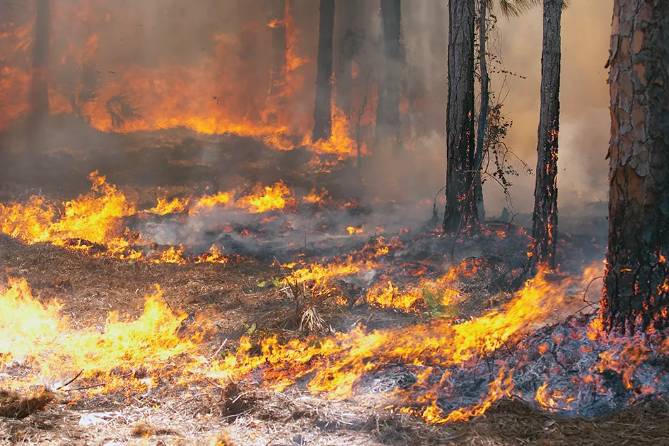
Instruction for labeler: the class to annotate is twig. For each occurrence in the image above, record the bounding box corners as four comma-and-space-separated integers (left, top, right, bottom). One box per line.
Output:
209, 338, 228, 362
56, 369, 84, 390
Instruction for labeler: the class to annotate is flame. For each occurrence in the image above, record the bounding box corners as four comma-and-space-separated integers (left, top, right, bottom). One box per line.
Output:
366, 259, 481, 313
346, 226, 364, 236
236, 181, 294, 214
148, 197, 190, 216
153, 245, 187, 265
208, 265, 603, 417
303, 188, 329, 206
0, 171, 135, 249
0, 278, 201, 392
190, 192, 234, 214
195, 245, 229, 265
305, 105, 356, 158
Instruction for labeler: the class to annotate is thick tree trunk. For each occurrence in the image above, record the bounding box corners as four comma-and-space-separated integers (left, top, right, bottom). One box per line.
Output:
312, 0, 335, 142
29, 0, 50, 129
268, 0, 286, 98
443, 0, 478, 233
604, 0, 669, 333
334, 2, 362, 117
376, 0, 403, 153
474, 0, 488, 222
531, 0, 562, 269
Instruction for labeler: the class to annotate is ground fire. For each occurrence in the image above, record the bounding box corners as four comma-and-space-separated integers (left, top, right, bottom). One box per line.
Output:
0, 1, 667, 445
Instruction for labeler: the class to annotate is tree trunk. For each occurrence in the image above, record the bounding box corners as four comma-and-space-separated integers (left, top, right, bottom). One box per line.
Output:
376, 0, 403, 153
443, 0, 478, 233
604, 0, 669, 333
268, 0, 286, 98
29, 0, 50, 130
312, 0, 335, 142
474, 0, 488, 222
334, 1, 363, 117
531, 0, 562, 269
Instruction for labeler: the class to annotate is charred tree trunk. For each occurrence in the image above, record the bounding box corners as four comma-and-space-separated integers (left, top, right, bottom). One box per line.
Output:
376, 0, 403, 153
312, 0, 335, 142
531, 0, 562, 269
28, 0, 51, 133
474, 0, 489, 222
443, 0, 478, 233
268, 0, 287, 98
334, 2, 362, 117
604, 0, 669, 333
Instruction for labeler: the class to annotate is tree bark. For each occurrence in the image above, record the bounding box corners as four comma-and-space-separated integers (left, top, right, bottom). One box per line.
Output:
443, 0, 478, 233
474, 0, 489, 222
29, 0, 50, 129
312, 0, 335, 142
531, 0, 562, 269
604, 0, 669, 333
376, 0, 403, 152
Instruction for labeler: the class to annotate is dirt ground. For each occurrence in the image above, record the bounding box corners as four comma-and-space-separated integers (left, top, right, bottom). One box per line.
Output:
1, 234, 668, 446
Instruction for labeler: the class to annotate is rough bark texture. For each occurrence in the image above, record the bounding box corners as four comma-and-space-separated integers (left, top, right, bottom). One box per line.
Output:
312, 0, 335, 142
29, 0, 50, 127
444, 0, 478, 233
268, 0, 286, 98
475, 0, 489, 222
531, 0, 562, 269
376, 0, 403, 152
604, 0, 669, 333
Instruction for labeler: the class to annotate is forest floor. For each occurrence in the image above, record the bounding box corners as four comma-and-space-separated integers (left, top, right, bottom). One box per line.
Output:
0, 127, 666, 444
1, 236, 669, 446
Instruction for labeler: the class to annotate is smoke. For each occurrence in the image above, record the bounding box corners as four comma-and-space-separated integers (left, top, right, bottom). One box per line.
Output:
0, 0, 613, 230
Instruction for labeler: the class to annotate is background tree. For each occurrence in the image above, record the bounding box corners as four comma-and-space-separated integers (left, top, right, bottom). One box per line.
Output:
443, 0, 478, 233
604, 0, 669, 332
376, 0, 403, 153
475, 0, 540, 221
530, 0, 562, 269
312, 0, 335, 142
268, 0, 286, 98
28, 0, 51, 133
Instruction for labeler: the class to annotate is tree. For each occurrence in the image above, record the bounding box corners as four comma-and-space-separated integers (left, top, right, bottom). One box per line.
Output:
28, 0, 51, 132
268, 0, 287, 98
444, 0, 478, 233
376, 0, 403, 153
475, 0, 540, 222
530, 0, 562, 269
603, 0, 669, 333
312, 0, 335, 142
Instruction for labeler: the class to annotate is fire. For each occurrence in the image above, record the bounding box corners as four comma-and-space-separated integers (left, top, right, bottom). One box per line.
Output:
153, 245, 187, 265
0, 278, 202, 392
305, 105, 356, 158
346, 226, 364, 236
208, 264, 604, 419
196, 245, 229, 265
0, 171, 135, 249
148, 197, 190, 216
303, 188, 329, 206
237, 181, 294, 214
284, 257, 371, 289
365, 259, 480, 313
190, 192, 233, 214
